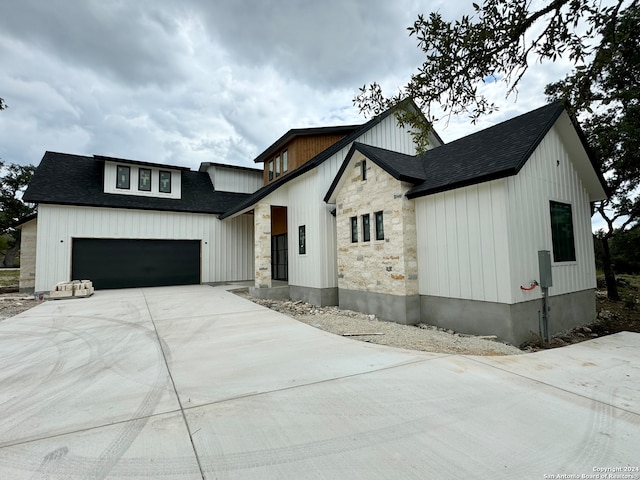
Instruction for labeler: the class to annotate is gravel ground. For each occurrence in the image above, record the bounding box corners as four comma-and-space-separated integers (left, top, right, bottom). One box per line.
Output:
237, 293, 524, 356
0, 294, 41, 321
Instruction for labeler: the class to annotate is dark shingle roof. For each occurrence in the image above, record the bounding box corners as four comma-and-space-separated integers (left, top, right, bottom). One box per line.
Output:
324, 143, 427, 202
327, 102, 607, 202
23, 152, 251, 214
406, 102, 565, 198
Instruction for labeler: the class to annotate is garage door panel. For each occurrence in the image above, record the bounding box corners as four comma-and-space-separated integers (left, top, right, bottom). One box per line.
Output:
72, 239, 201, 289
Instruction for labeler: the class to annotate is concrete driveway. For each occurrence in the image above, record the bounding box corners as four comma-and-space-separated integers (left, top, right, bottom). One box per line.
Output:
1, 285, 638, 479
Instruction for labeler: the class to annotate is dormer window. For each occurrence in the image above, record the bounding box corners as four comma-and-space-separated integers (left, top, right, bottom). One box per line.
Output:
159, 170, 172, 193
138, 168, 151, 191
275, 154, 281, 177
117, 165, 130, 189
282, 150, 288, 172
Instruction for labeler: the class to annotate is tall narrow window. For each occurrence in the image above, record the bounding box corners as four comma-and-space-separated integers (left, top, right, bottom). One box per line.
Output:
550, 201, 576, 262
362, 214, 370, 242
275, 155, 281, 177
116, 165, 130, 189
282, 150, 288, 172
375, 211, 384, 240
159, 170, 172, 193
268, 160, 274, 181
299, 225, 306, 254
138, 168, 151, 191
361, 160, 367, 180
350, 216, 358, 243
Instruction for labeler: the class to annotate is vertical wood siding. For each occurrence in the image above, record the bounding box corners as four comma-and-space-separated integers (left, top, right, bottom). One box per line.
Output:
415, 180, 511, 303
34, 205, 253, 291
506, 125, 596, 301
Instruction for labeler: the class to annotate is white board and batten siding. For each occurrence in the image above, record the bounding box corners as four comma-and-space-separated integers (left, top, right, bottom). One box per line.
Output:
506, 125, 597, 302
203, 164, 263, 194
33, 204, 254, 292
416, 124, 597, 306
415, 179, 512, 304
260, 113, 421, 290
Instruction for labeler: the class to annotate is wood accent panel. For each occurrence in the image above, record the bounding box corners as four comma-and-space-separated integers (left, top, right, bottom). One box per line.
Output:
271, 206, 287, 235
262, 133, 348, 185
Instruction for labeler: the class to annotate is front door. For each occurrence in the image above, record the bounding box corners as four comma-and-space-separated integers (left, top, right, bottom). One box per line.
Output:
271, 233, 288, 281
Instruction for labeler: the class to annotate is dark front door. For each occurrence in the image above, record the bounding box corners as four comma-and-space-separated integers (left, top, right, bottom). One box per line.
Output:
71, 238, 201, 289
271, 233, 288, 281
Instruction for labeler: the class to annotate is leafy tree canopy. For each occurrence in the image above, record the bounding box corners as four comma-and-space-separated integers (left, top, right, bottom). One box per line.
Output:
355, 0, 637, 151
0, 161, 36, 240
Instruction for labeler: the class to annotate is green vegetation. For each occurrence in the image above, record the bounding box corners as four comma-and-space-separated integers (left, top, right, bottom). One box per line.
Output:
0, 269, 19, 288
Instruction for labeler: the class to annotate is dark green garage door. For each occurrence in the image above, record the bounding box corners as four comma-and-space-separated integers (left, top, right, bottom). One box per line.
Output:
72, 238, 201, 289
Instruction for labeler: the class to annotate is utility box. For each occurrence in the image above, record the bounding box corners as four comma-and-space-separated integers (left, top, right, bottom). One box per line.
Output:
538, 250, 553, 288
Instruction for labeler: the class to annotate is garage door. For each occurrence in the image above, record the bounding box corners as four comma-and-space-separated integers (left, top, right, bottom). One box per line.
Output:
71, 238, 201, 289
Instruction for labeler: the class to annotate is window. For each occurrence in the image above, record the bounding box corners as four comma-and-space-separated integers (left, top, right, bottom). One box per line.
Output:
351, 216, 358, 243
375, 211, 384, 240
362, 214, 370, 242
299, 225, 306, 254
116, 165, 130, 189
159, 170, 172, 193
282, 150, 288, 172
268, 160, 274, 181
138, 168, 151, 191
361, 160, 367, 180
275, 155, 281, 177
550, 201, 576, 262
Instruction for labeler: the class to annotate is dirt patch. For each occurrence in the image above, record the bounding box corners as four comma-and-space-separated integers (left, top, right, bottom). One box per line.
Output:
236, 285, 640, 356
0, 293, 42, 321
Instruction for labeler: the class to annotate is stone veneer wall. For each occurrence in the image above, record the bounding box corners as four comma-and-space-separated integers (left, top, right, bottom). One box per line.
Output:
254, 203, 272, 288
19, 218, 37, 292
335, 157, 418, 301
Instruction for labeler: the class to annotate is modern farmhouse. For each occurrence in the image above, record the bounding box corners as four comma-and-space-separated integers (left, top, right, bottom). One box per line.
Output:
21, 101, 607, 344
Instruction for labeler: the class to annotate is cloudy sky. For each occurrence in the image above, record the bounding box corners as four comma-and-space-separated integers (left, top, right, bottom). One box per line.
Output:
0, 0, 576, 172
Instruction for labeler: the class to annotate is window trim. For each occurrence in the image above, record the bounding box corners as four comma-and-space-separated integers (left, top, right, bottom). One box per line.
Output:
275, 154, 281, 177
362, 213, 370, 242
138, 168, 151, 191
375, 211, 384, 240
159, 170, 172, 193
268, 160, 274, 181
298, 225, 306, 255
549, 200, 576, 263
116, 165, 130, 190
282, 150, 288, 172
350, 216, 358, 243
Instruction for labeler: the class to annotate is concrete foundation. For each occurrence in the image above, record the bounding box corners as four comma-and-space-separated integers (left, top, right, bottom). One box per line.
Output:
289, 285, 338, 307
249, 285, 290, 301
420, 289, 597, 346
339, 288, 420, 325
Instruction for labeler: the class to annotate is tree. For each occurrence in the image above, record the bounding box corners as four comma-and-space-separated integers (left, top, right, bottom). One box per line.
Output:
354, 0, 639, 299
0, 162, 36, 267
0, 97, 6, 110
546, 4, 639, 299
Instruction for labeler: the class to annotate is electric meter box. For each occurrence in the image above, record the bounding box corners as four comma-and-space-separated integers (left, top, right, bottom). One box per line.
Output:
538, 250, 553, 288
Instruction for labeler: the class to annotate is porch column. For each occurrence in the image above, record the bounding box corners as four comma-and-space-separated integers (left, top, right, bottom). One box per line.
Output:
254, 202, 272, 288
